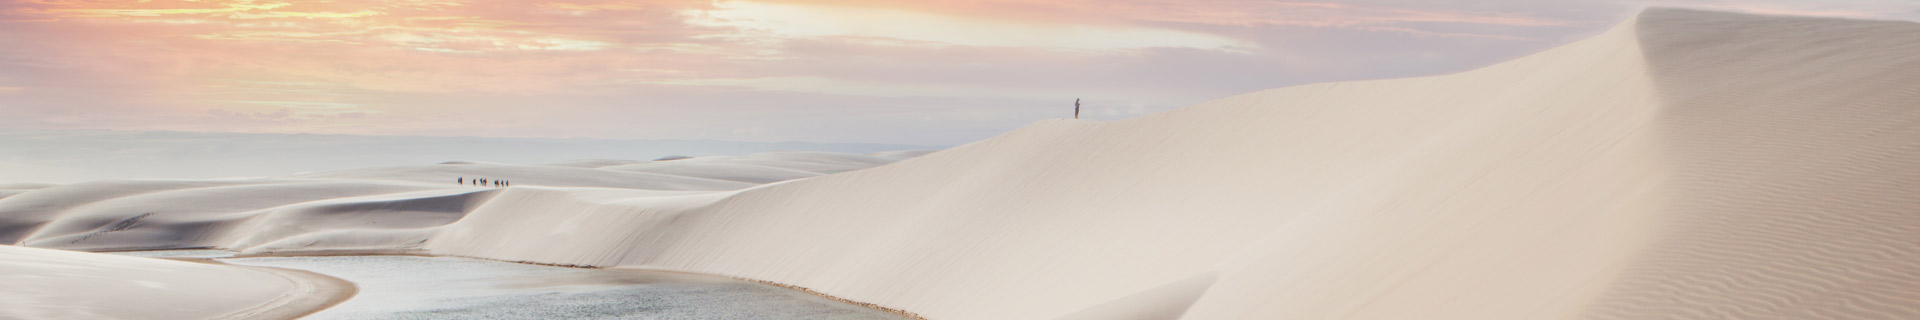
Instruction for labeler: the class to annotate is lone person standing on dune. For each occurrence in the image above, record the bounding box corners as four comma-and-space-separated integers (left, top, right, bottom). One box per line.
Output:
1074, 98, 1081, 119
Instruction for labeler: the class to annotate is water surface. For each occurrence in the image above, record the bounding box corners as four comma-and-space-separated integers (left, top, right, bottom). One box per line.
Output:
115, 252, 903, 320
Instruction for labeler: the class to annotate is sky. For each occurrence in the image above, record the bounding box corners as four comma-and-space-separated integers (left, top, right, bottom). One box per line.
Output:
2, 0, 1917, 145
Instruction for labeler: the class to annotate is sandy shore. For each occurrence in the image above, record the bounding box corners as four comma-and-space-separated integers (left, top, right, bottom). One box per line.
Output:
0, 245, 351, 319
161, 257, 359, 320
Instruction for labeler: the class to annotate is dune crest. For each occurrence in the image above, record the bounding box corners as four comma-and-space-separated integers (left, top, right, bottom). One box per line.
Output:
433, 8, 1920, 319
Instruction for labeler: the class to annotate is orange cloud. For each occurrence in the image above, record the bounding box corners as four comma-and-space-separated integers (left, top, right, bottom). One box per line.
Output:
23, 0, 292, 18
736, 0, 1568, 29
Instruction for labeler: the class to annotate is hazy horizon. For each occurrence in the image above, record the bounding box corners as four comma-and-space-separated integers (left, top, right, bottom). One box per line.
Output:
0, 129, 936, 183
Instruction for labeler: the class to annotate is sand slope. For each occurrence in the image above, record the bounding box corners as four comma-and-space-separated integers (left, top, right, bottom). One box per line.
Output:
427, 9, 1920, 320
1582, 10, 1920, 319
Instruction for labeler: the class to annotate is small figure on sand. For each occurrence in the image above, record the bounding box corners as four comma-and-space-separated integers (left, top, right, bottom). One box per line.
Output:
1074, 98, 1081, 119
459, 177, 511, 188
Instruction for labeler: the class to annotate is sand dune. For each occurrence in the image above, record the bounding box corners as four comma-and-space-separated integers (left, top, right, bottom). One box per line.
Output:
6, 180, 456, 252
607, 162, 826, 184
1582, 10, 1920, 319
290, 162, 756, 190
0, 183, 56, 190
429, 9, 1920, 319
0, 150, 920, 255
4, 8, 1918, 320
0, 183, 54, 201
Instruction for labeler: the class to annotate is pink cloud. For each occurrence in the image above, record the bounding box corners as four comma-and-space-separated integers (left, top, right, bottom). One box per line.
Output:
17, 0, 1883, 144
745, 0, 1570, 29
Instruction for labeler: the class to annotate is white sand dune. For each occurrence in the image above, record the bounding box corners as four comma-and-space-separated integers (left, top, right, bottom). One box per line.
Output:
0, 245, 349, 319
4, 8, 1918, 320
4, 180, 456, 252
0, 183, 54, 201
594, 150, 928, 184
607, 161, 826, 184
608, 150, 909, 173
428, 9, 1920, 319
0, 183, 56, 190
541, 159, 652, 168
865, 150, 939, 161
0, 150, 920, 255
290, 162, 756, 190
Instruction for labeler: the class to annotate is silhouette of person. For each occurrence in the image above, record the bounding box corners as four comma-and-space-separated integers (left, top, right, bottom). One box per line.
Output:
1074, 98, 1080, 119
458, 177, 463, 184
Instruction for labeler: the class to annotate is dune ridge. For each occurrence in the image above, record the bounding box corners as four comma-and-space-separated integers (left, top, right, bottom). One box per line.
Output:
430, 9, 1920, 319
434, 10, 1668, 318
0, 150, 921, 255
4, 8, 1919, 320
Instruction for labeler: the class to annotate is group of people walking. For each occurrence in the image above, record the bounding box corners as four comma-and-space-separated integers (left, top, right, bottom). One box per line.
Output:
458, 177, 510, 188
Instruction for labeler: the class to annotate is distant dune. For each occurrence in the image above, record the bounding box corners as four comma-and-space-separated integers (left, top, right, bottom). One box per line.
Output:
4, 8, 1919, 320
0, 131, 935, 183
0, 150, 923, 255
